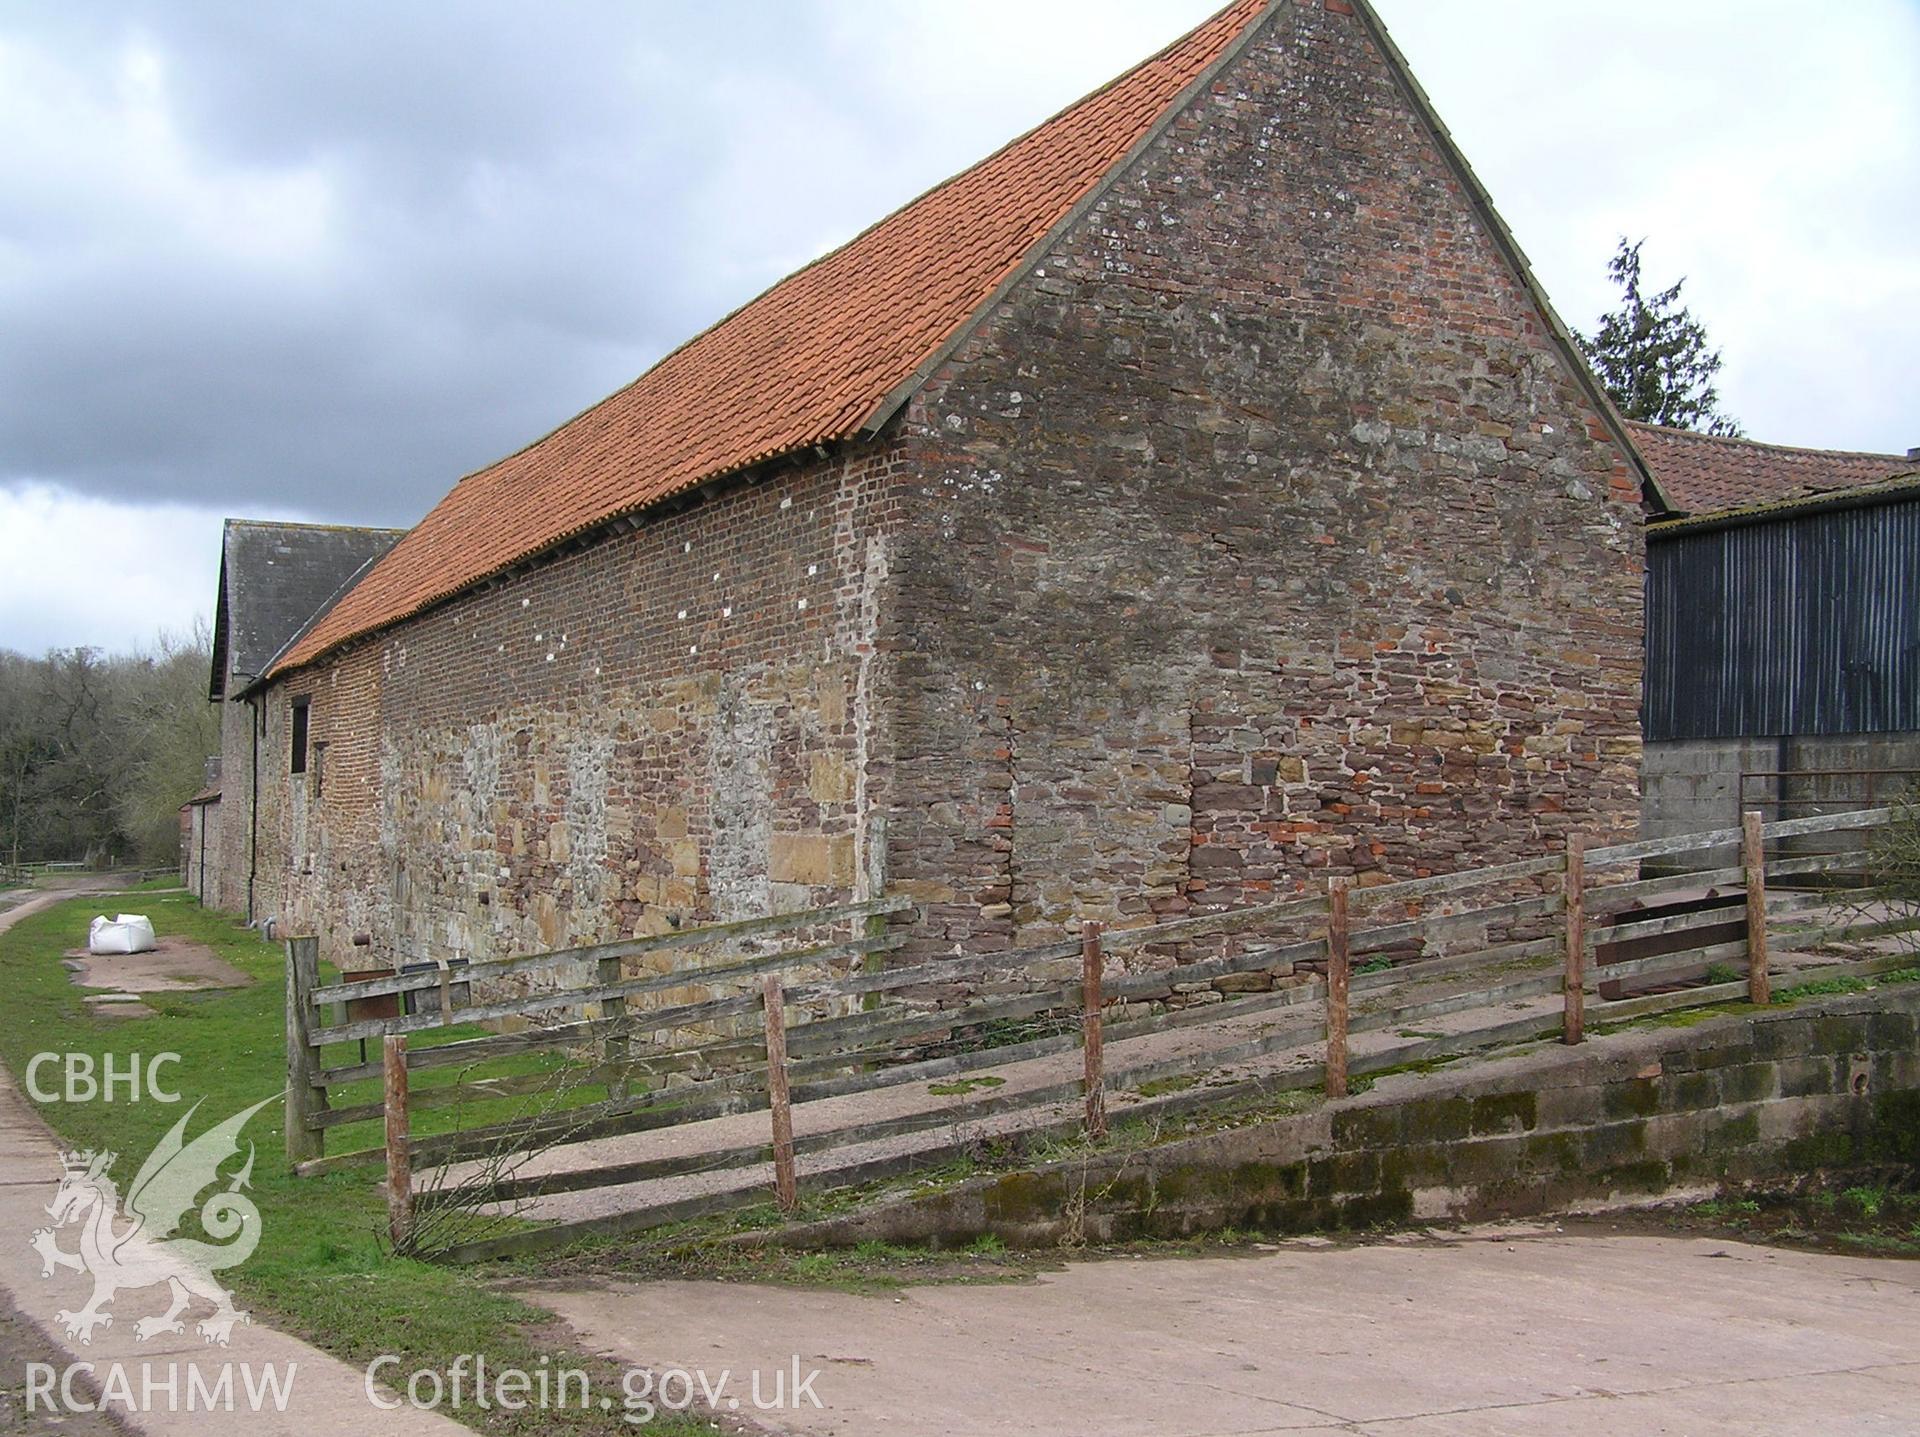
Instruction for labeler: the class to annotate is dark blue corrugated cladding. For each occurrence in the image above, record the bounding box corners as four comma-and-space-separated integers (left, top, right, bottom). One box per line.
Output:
1645, 495, 1920, 740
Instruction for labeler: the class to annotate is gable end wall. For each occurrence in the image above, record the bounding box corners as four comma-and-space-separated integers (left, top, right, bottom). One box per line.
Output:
883, 0, 1645, 959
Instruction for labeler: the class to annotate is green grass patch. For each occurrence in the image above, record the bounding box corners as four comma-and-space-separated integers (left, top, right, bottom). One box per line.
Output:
1656, 1183, 1920, 1259
617, 1232, 1035, 1294
926, 1075, 1006, 1097
0, 893, 713, 1435
1774, 975, 1875, 1002
1132, 1074, 1199, 1099
1591, 1000, 1768, 1037
1362, 1052, 1465, 1080
1688, 1197, 1760, 1219
1770, 968, 1920, 1006
1842, 1185, 1888, 1219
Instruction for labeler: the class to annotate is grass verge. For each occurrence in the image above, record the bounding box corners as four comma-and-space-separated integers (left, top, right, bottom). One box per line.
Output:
0, 891, 712, 1434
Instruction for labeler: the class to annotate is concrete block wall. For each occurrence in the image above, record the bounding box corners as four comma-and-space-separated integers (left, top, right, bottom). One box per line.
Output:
1642, 731, 1920, 870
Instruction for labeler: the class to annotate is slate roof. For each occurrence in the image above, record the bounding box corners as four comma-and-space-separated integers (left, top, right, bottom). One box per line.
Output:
272, 0, 1647, 678
210, 520, 407, 699
1629, 422, 1912, 517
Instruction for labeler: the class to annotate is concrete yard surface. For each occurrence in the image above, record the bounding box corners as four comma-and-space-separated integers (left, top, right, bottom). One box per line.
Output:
535, 1226, 1920, 1436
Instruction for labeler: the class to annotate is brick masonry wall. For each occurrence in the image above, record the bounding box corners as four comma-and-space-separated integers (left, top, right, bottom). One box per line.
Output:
795, 989, 1920, 1248
884, 0, 1644, 964
256, 446, 906, 973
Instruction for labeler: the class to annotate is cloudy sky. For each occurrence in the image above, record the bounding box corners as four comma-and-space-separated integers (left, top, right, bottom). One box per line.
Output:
2, 0, 1915, 654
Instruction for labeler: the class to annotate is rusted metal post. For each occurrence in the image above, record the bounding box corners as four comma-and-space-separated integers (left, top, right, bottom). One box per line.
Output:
762, 976, 798, 1214
1325, 879, 1351, 1098
1081, 921, 1107, 1139
283, 935, 326, 1167
1563, 834, 1587, 1045
1743, 809, 1771, 1005
383, 1034, 413, 1249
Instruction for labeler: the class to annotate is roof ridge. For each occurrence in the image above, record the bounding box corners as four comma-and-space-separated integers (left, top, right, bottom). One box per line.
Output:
1626, 420, 1905, 465
1650, 470, 1920, 534
225, 517, 411, 536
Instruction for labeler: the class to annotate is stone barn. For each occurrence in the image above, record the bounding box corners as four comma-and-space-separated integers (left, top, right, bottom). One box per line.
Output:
238, 0, 1654, 974
207, 518, 407, 919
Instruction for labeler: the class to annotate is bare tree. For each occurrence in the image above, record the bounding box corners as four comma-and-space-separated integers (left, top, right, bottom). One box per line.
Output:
0, 628, 219, 868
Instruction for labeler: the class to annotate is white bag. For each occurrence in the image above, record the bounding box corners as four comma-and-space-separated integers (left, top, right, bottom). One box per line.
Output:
88, 914, 157, 955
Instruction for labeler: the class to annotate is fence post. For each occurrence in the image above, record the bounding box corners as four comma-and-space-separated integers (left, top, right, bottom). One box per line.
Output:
1325, 879, 1350, 1099
762, 976, 798, 1214
1743, 808, 1771, 1005
283, 935, 327, 1166
383, 1034, 413, 1249
599, 951, 629, 1102
1563, 834, 1586, 1045
1082, 921, 1106, 1139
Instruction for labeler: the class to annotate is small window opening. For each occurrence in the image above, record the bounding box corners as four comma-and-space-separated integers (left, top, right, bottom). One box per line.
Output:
291, 697, 311, 775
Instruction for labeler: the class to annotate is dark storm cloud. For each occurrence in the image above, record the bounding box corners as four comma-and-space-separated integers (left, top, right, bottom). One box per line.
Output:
0, 2, 974, 522
0, 0, 1912, 561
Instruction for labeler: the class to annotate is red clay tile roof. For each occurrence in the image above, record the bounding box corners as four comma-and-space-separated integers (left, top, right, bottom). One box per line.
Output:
1629, 421, 1911, 516
274, 0, 1271, 676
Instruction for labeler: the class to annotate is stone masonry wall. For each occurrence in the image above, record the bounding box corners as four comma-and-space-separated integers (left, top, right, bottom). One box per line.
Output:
884, 0, 1645, 964
259, 444, 906, 974
210, 689, 256, 916
182, 800, 219, 905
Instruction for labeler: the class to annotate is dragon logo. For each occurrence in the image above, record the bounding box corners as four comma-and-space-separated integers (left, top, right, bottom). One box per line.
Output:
29, 1095, 273, 1346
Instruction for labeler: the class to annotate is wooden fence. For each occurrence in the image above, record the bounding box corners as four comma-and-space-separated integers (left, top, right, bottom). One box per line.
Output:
284, 893, 916, 1169
284, 804, 1916, 1256
0, 860, 171, 887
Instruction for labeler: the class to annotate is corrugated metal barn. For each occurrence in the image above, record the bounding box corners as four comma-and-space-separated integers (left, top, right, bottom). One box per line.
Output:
1635, 436, 1920, 848
1645, 484, 1920, 742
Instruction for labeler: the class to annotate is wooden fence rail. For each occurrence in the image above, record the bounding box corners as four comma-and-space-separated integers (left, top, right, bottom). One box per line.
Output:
286, 803, 1917, 1253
